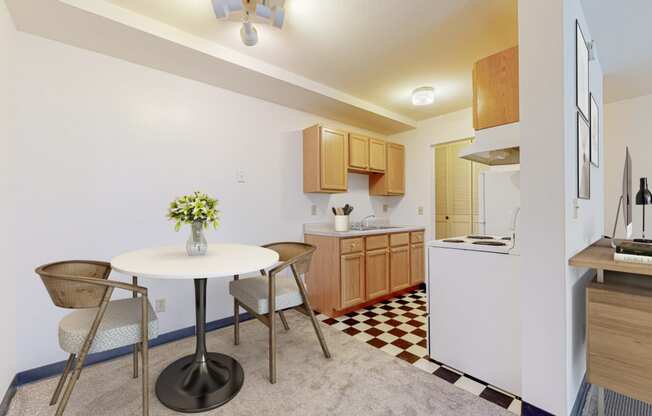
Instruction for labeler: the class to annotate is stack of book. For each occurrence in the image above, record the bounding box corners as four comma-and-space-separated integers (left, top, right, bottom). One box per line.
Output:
615, 241, 652, 264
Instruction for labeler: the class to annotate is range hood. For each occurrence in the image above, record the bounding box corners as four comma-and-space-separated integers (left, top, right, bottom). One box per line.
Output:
459, 122, 520, 166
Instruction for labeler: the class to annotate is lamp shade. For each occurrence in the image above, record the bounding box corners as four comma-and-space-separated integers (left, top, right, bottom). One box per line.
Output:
636, 177, 652, 205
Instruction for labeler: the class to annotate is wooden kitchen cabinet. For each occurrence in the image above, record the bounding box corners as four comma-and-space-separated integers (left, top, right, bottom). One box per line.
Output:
390, 245, 410, 292
305, 229, 424, 317
410, 243, 425, 285
340, 252, 365, 309
348, 134, 387, 175
366, 248, 390, 299
369, 138, 386, 172
303, 125, 348, 193
369, 142, 405, 196
473, 46, 519, 130
348, 133, 369, 171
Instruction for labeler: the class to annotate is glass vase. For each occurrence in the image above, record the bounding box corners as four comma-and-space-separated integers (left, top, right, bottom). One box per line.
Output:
186, 221, 208, 256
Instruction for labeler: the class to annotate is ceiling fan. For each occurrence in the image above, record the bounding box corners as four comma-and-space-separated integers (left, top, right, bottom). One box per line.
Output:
211, 0, 286, 47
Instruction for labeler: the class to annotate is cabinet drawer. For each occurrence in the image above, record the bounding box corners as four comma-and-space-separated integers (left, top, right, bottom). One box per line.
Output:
587, 282, 652, 404
410, 231, 424, 243
390, 233, 410, 247
366, 234, 388, 251
341, 238, 363, 254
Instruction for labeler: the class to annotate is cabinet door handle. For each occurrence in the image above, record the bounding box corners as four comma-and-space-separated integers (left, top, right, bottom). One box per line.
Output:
445, 216, 449, 220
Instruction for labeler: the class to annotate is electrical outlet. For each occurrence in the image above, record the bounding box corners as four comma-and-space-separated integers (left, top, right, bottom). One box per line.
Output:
155, 299, 166, 313
236, 169, 246, 183
417, 206, 424, 215
311, 205, 317, 216
382, 204, 388, 213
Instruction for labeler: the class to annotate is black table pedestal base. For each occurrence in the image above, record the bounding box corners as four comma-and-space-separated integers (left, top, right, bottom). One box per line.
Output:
155, 278, 244, 413
155, 352, 244, 413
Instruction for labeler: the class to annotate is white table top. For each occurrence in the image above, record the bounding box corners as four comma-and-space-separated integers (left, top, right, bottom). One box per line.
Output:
111, 244, 279, 279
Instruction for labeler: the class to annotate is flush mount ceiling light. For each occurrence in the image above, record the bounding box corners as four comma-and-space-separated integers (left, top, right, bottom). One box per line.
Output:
212, 0, 285, 47
411, 86, 435, 106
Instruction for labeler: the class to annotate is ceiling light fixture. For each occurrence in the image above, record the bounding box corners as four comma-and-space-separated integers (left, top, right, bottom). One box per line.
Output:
412, 86, 435, 106
212, 0, 285, 47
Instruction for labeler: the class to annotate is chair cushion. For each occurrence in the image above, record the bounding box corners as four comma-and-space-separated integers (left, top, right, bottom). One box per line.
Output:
59, 298, 159, 354
229, 275, 303, 315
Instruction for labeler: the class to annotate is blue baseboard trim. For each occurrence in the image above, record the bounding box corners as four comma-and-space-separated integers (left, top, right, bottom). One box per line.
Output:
522, 401, 555, 416
0, 376, 17, 416
15, 312, 252, 386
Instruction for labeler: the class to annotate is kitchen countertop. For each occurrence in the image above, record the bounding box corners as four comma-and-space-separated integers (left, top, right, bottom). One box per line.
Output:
303, 223, 425, 238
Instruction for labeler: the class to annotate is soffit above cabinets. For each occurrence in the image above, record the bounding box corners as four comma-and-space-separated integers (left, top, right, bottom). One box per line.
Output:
5, 0, 417, 134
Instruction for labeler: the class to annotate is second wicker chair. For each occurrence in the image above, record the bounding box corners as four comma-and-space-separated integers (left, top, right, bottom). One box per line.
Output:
228, 242, 331, 383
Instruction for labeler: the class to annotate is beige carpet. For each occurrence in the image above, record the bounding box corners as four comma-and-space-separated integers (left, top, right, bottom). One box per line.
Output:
9, 311, 512, 415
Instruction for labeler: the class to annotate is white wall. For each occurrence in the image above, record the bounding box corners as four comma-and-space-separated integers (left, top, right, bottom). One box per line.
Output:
390, 108, 475, 239
0, 0, 17, 396
11, 30, 393, 371
519, 0, 604, 414
604, 93, 652, 239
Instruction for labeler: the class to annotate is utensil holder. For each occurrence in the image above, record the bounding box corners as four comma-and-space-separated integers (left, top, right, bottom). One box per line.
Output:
334, 215, 350, 232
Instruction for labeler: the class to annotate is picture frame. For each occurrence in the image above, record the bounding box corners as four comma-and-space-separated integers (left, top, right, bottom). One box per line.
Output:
576, 20, 590, 120
577, 112, 591, 200
590, 94, 599, 167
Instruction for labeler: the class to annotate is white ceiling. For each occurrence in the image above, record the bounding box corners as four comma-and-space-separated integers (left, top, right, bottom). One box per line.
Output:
582, 0, 652, 103
107, 0, 518, 121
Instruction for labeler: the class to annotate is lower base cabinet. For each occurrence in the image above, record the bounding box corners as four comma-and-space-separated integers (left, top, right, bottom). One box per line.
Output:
411, 243, 425, 284
366, 248, 390, 299
390, 246, 411, 292
341, 252, 365, 308
305, 230, 425, 317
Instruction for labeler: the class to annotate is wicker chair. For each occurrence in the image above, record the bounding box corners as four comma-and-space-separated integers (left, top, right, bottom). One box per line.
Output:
229, 242, 331, 383
35, 261, 158, 416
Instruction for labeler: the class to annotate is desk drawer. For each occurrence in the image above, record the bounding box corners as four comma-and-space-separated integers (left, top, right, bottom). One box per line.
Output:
587, 282, 652, 404
341, 238, 363, 254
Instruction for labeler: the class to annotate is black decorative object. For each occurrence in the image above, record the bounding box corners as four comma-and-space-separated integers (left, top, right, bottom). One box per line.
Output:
634, 177, 652, 243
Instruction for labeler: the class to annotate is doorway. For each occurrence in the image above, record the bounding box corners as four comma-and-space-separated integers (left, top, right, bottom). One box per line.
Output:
434, 138, 487, 239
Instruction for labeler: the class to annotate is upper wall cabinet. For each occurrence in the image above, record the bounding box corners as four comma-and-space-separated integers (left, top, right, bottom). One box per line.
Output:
369, 138, 387, 172
472, 46, 519, 130
303, 125, 348, 193
369, 143, 405, 196
348, 135, 386, 173
348, 133, 370, 171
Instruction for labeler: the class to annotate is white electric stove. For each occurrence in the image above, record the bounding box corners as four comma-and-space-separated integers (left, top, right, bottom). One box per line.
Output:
428, 234, 516, 254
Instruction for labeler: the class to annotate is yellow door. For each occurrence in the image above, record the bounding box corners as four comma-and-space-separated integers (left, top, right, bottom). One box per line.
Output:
320, 128, 348, 191
369, 138, 386, 172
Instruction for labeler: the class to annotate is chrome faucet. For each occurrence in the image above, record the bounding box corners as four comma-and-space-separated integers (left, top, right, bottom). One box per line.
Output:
362, 214, 376, 228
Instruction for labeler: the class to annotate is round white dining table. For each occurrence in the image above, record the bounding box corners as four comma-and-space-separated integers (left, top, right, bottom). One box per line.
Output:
111, 244, 279, 413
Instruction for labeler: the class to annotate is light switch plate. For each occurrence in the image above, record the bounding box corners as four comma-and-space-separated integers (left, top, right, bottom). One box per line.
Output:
418, 206, 424, 215
155, 299, 166, 313
383, 204, 388, 213
311, 205, 317, 216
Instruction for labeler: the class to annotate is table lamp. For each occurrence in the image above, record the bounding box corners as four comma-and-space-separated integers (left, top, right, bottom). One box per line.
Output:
635, 177, 652, 243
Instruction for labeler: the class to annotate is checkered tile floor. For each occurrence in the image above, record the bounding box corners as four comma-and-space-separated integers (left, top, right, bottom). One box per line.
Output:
318, 288, 522, 415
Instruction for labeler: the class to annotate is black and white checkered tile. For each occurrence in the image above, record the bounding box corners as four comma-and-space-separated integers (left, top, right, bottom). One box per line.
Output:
318, 289, 522, 415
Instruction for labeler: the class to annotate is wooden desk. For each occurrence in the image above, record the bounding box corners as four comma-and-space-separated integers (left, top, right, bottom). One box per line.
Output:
569, 242, 652, 416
